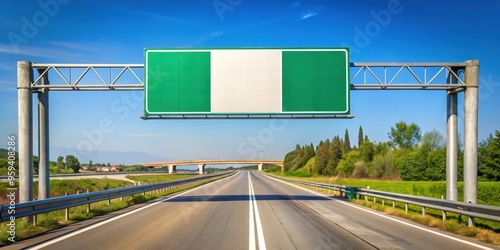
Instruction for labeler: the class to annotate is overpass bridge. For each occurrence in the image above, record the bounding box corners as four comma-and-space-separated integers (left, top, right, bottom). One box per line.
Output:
140, 159, 284, 174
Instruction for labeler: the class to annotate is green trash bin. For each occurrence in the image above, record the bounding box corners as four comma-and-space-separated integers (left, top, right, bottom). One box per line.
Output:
345, 186, 357, 200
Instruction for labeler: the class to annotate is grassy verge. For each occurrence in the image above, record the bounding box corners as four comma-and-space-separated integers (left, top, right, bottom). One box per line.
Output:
0, 174, 229, 245
126, 174, 196, 184
292, 181, 500, 246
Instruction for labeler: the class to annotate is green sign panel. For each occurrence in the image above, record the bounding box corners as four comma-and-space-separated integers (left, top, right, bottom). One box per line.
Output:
144, 48, 349, 116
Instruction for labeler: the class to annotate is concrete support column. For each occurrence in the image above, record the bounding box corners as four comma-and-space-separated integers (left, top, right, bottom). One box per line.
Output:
446, 68, 459, 201
18, 61, 33, 205
37, 69, 50, 200
258, 163, 263, 171
198, 164, 205, 175
463, 60, 479, 227
168, 165, 176, 174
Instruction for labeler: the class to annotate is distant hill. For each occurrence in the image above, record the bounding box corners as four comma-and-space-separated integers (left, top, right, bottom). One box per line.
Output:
0, 148, 18, 159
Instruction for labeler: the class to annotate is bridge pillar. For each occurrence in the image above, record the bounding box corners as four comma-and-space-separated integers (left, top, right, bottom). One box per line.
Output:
168, 165, 176, 174
258, 163, 263, 171
198, 164, 205, 175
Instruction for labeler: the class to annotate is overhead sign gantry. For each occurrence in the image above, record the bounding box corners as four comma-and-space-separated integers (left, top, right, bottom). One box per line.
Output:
16, 51, 479, 226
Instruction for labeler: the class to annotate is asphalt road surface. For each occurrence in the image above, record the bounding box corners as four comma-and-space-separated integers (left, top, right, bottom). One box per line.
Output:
6, 171, 498, 250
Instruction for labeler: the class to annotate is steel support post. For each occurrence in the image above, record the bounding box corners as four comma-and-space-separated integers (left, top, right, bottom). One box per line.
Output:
18, 61, 33, 207
37, 69, 50, 200
446, 68, 459, 201
464, 60, 479, 227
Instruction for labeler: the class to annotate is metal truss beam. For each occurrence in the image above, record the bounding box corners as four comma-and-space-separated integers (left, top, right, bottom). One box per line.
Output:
350, 62, 466, 90
31, 62, 467, 91
31, 64, 144, 91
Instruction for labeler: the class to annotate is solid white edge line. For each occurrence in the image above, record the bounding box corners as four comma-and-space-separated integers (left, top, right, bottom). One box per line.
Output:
249, 172, 267, 250
260, 173, 495, 250
29, 172, 241, 250
249, 173, 256, 250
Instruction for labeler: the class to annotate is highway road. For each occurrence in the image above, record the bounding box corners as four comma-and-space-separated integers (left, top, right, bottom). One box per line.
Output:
6, 171, 497, 250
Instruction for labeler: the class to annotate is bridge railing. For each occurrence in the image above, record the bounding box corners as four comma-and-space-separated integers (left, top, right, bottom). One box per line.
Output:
140, 160, 283, 167
264, 173, 500, 226
0, 171, 235, 223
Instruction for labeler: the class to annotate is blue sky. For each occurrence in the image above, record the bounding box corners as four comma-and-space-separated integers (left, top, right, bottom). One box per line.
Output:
0, 0, 499, 165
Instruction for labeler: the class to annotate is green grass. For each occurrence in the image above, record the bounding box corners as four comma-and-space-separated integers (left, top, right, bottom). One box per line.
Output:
126, 174, 196, 184
42, 178, 134, 196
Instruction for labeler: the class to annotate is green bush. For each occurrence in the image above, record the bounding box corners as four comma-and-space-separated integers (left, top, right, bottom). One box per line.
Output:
285, 170, 312, 177
38, 216, 60, 228
128, 195, 147, 205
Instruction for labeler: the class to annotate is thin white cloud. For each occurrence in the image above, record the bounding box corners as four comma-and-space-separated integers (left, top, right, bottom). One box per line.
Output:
49, 41, 103, 52
298, 11, 317, 21
0, 63, 15, 71
189, 30, 225, 47
0, 41, 116, 61
130, 10, 199, 26
0, 43, 89, 59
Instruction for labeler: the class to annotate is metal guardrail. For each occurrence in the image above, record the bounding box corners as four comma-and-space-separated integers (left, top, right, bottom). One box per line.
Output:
265, 173, 500, 226
0, 171, 235, 222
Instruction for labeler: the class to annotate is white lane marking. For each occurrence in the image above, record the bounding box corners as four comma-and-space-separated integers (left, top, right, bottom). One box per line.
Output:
261, 174, 495, 250
249, 172, 266, 250
29, 172, 241, 250
248, 172, 266, 250
249, 172, 256, 250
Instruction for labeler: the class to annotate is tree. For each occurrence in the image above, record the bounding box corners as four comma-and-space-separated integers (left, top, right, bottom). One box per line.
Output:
283, 146, 299, 171
358, 126, 364, 148
343, 129, 351, 154
359, 140, 375, 162
388, 121, 422, 149
425, 148, 446, 180
373, 141, 390, 157
421, 129, 445, 152
369, 151, 395, 179
33, 156, 39, 175
394, 148, 426, 180
352, 161, 368, 178
325, 136, 343, 176
65, 155, 81, 173
336, 150, 361, 177
313, 139, 330, 175
478, 131, 500, 181
57, 155, 65, 169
